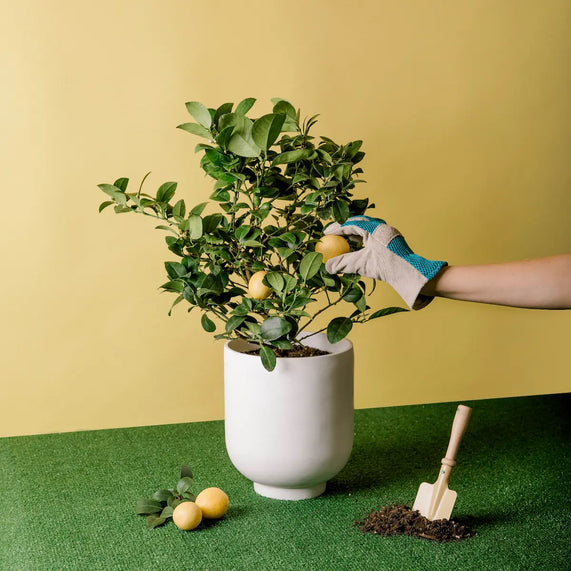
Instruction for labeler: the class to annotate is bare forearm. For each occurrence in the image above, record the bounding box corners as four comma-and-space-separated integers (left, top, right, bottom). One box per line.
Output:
421, 254, 571, 309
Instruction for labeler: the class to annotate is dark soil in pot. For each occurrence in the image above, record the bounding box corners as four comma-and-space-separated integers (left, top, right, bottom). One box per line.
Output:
245, 345, 330, 358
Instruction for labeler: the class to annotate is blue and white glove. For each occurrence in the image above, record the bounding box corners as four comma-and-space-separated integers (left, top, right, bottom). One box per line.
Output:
324, 215, 447, 310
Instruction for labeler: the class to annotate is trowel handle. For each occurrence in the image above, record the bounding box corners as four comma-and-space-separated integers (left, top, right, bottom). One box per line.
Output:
442, 405, 472, 467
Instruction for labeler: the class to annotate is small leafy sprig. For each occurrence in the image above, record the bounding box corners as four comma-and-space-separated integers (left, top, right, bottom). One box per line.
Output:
135, 465, 195, 529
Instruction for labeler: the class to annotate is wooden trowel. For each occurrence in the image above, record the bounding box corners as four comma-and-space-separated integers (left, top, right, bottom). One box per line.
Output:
412, 404, 472, 521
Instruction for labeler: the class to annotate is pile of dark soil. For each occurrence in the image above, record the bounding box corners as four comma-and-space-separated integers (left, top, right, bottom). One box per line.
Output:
355, 504, 475, 543
245, 345, 330, 358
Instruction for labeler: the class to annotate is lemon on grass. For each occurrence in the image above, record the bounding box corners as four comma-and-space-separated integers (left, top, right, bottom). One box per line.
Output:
248, 270, 272, 300
195, 487, 230, 519
172, 501, 202, 531
315, 234, 350, 263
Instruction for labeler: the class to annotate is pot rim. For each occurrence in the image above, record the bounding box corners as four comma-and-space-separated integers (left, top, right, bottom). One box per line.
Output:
224, 331, 353, 360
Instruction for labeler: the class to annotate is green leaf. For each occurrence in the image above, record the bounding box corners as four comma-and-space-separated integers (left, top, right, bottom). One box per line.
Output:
168, 496, 184, 509
332, 201, 350, 224
260, 317, 292, 341
160, 280, 184, 293
153, 489, 174, 502
188, 215, 203, 239
216, 114, 261, 157
199, 273, 225, 296
156, 182, 177, 203
282, 274, 298, 293
146, 515, 167, 529
173, 199, 186, 219
368, 307, 409, 320
280, 232, 299, 246
98, 183, 127, 205
201, 313, 216, 332
272, 99, 298, 130
216, 125, 235, 150
265, 271, 284, 293
98, 201, 114, 213
177, 122, 212, 139
345, 140, 363, 158
203, 213, 224, 233
342, 285, 362, 303
271, 149, 311, 166
136, 498, 163, 515
299, 252, 323, 282
185, 101, 212, 128
165, 262, 187, 279
288, 296, 313, 309
327, 317, 353, 344
155, 225, 178, 236
235, 97, 256, 115
160, 506, 174, 519
214, 102, 233, 125
260, 345, 276, 372
252, 114, 286, 151
211, 189, 230, 202
181, 465, 193, 479
190, 202, 208, 216
225, 315, 246, 333
273, 99, 296, 119
177, 477, 193, 494
245, 321, 261, 336
114, 177, 129, 191
235, 225, 251, 241
218, 112, 247, 132
242, 239, 263, 248
168, 294, 184, 316
228, 132, 261, 158
355, 296, 367, 312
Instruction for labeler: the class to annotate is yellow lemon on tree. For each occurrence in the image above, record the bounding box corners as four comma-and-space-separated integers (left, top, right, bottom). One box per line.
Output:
248, 270, 272, 300
195, 487, 230, 519
315, 234, 350, 263
172, 500, 203, 531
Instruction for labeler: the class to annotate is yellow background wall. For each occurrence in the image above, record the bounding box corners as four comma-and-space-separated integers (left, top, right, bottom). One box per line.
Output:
1, 1, 569, 437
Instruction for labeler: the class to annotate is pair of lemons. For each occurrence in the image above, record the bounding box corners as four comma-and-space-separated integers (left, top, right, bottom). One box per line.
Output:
172, 487, 229, 531
248, 235, 350, 300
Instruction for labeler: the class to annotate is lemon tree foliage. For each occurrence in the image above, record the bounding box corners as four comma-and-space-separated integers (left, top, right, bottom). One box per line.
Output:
99, 98, 407, 371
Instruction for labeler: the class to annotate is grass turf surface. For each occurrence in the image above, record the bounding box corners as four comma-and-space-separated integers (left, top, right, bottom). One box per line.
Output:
1, 394, 569, 570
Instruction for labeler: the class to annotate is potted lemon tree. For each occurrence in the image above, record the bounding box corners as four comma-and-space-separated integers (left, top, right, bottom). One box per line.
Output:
99, 98, 405, 499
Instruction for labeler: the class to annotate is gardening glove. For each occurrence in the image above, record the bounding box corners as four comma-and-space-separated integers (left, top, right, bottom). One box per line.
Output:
324, 215, 447, 310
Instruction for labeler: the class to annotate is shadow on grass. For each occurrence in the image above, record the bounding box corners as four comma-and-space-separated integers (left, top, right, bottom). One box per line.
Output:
457, 508, 516, 531
328, 394, 570, 496
198, 506, 248, 530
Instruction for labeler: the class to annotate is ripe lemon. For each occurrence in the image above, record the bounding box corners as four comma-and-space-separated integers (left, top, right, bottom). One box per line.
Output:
315, 234, 350, 263
248, 270, 272, 300
172, 501, 202, 531
195, 487, 229, 519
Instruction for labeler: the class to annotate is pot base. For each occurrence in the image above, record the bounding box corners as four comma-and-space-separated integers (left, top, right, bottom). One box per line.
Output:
253, 482, 326, 500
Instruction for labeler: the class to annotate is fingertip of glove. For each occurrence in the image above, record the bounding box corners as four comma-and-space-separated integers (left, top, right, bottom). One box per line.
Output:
324, 258, 337, 273
323, 222, 342, 235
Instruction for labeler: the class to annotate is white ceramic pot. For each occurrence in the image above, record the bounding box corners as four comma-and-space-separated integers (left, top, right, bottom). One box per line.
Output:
224, 332, 354, 500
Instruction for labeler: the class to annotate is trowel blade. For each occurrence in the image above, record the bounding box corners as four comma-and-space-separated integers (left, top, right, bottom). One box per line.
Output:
412, 482, 457, 521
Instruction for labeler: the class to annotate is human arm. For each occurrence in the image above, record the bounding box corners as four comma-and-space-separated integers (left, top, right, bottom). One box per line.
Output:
324, 216, 446, 310
421, 255, 571, 309
325, 215, 571, 310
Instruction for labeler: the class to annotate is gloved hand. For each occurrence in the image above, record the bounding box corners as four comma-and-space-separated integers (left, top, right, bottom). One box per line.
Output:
324, 215, 447, 310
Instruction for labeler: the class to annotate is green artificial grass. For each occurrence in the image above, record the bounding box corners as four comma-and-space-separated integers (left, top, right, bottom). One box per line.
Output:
1, 394, 569, 570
